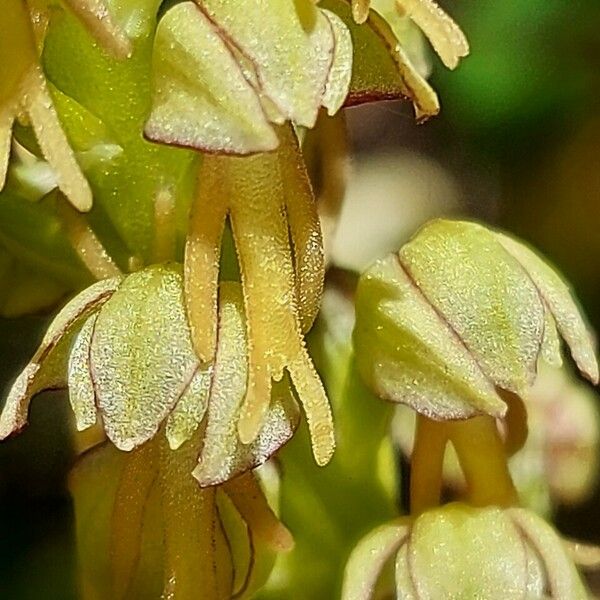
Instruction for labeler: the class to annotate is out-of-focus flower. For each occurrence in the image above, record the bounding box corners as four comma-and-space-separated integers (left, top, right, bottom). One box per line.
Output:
342, 502, 590, 599
329, 151, 461, 272
393, 363, 600, 515
0, 265, 300, 487
354, 219, 598, 422
70, 436, 293, 599
517, 364, 600, 508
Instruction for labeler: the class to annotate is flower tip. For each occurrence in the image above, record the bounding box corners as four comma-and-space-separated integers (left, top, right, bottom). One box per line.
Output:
237, 413, 263, 446
581, 351, 599, 385
271, 523, 295, 553
313, 433, 336, 467
352, 0, 370, 24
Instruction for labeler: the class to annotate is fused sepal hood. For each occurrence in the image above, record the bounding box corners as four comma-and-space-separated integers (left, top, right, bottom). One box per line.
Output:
354, 219, 598, 421
145, 0, 353, 154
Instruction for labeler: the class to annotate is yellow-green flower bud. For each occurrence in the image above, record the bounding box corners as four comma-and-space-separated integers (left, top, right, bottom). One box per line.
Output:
343, 502, 589, 600
354, 219, 598, 421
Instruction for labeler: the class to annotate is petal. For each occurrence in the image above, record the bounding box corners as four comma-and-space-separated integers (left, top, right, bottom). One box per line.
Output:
321, 10, 354, 115
0, 276, 121, 439
321, 0, 412, 107
68, 313, 98, 431
24, 67, 93, 212
68, 444, 127, 600
354, 252, 506, 420
159, 435, 234, 599
223, 149, 335, 465
144, 2, 278, 154
496, 232, 599, 384
394, 543, 418, 598
0, 0, 92, 211
341, 520, 408, 600
395, 0, 469, 69
184, 156, 229, 363
399, 220, 546, 396
110, 441, 159, 599
165, 364, 212, 451
362, 6, 439, 120
541, 311, 563, 368
216, 490, 254, 596
55, 194, 123, 280
508, 508, 588, 599
564, 539, 600, 569
193, 283, 300, 487
91, 264, 199, 450
197, 0, 335, 128
68, 441, 164, 600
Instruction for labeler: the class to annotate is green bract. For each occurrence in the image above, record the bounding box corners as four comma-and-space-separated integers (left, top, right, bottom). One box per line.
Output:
0, 264, 299, 487
342, 503, 587, 600
354, 219, 598, 420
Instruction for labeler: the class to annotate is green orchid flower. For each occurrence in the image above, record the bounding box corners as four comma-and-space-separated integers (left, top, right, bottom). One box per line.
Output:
346, 0, 469, 119
0, 265, 301, 486
354, 219, 598, 513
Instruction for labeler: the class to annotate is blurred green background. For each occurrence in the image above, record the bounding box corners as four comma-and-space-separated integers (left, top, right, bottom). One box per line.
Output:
1, 0, 599, 596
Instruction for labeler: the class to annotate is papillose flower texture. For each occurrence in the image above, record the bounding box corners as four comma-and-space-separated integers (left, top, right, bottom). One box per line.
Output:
0, 0, 598, 599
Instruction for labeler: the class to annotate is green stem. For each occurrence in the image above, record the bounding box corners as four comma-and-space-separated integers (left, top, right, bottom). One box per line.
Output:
447, 415, 519, 507
410, 415, 448, 515
410, 414, 519, 514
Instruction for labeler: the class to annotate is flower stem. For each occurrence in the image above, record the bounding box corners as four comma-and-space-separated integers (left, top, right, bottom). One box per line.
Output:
410, 414, 519, 514
410, 414, 448, 514
447, 415, 518, 507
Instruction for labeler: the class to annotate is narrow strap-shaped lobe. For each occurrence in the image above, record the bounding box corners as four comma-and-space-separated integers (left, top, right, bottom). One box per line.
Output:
185, 157, 229, 362
56, 194, 122, 280
351, 0, 371, 24
228, 151, 334, 464
62, 0, 132, 58
24, 67, 93, 212
278, 125, 325, 334
228, 151, 295, 443
223, 472, 294, 552
396, 0, 469, 69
